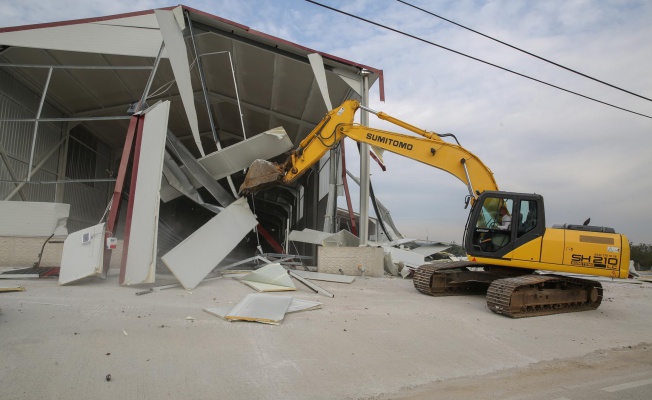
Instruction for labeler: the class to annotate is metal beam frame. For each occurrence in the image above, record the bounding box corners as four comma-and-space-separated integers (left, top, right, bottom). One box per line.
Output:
0, 116, 133, 123
54, 127, 69, 203
134, 42, 164, 114
186, 10, 221, 148
0, 139, 27, 200
0, 63, 154, 70
359, 70, 371, 246
4, 134, 67, 200
26, 67, 53, 182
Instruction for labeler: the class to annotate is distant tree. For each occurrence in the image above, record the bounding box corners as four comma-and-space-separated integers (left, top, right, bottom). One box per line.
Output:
630, 243, 652, 271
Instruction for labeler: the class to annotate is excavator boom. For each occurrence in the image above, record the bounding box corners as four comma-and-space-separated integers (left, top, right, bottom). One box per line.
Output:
240, 100, 498, 199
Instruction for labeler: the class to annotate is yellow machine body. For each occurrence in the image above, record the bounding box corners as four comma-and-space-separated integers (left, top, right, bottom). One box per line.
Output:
471, 229, 630, 278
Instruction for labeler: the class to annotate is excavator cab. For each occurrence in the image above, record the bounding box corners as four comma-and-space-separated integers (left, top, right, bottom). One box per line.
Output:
465, 191, 545, 260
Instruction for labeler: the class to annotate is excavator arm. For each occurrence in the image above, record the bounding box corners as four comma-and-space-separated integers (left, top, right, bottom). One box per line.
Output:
240, 100, 499, 201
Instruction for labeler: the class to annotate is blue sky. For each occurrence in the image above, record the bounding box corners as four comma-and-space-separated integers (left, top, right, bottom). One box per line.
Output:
1, 0, 651, 244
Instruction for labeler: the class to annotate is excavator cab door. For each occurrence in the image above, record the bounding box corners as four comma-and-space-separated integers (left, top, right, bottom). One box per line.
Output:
465, 191, 545, 260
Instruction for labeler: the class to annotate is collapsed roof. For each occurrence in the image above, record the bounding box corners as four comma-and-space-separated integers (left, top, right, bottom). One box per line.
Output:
0, 5, 384, 246
0, 5, 383, 154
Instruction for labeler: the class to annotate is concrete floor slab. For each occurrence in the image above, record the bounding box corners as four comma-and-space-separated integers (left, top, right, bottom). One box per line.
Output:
1, 270, 651, 399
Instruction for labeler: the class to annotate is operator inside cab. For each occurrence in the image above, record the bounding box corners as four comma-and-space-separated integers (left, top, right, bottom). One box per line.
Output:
496, 205, 511, 230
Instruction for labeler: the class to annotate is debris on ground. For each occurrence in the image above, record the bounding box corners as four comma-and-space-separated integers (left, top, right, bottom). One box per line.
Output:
203, 293, 321, 325
236, 263, 296, 292
0, 286, 25, 292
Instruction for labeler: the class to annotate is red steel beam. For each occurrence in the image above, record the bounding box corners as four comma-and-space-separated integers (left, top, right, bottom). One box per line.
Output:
102, 115, 139, 277
118, 115, 145, 285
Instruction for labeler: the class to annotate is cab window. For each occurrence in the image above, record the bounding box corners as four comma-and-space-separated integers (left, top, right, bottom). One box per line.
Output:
472, 197, 513, 252
517, 199, 537, 238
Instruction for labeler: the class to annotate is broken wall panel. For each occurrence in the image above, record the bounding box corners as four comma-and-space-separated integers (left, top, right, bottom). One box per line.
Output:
0, 201, 70, 237
161, 197, 258, 290
120, 101, 170, 286
59, 223, 105, 285
288, 229, 331, 245
386, 247, 425, 269
203, 297, 321, 323
323, 230, 360, 247
160, 128, 293, 203
239, 263, 296, 290
409, 244, 452, 257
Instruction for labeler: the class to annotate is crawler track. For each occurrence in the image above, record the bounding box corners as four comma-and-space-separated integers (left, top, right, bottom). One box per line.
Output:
413, 261, 492, 296
487, 274, 603, 318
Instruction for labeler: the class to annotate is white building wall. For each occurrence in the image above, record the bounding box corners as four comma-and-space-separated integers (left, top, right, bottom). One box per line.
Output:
0, 69, 113, 234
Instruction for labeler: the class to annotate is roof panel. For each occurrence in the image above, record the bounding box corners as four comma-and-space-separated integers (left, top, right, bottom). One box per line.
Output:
233, 41, 275, 109
271, 56, 314, 119
0, 23, 166, 58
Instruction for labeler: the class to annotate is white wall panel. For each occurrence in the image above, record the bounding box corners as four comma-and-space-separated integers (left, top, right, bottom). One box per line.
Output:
162, 197, 257, 290
122, 101, 169, 285
59, 223, 105, 285
0, 201, 69, 236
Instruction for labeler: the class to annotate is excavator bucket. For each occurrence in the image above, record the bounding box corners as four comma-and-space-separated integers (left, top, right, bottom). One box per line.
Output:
239, 159, 284, 194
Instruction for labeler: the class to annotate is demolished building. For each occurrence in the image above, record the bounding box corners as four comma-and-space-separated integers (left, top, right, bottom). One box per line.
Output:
0, 5, 393, 282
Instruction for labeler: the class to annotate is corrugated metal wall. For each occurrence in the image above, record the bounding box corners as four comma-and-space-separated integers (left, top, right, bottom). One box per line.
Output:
0, 69, 63, 201
64, 127, 113, 232
0, 68, 113, 233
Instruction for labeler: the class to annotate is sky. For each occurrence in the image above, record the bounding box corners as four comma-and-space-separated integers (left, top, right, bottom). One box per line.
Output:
1, 0, 651, 245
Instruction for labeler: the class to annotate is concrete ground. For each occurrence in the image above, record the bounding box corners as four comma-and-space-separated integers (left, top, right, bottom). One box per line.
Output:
1, 268, 651, 400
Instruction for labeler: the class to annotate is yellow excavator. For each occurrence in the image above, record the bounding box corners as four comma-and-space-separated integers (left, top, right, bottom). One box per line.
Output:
240, 100, 630, 318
